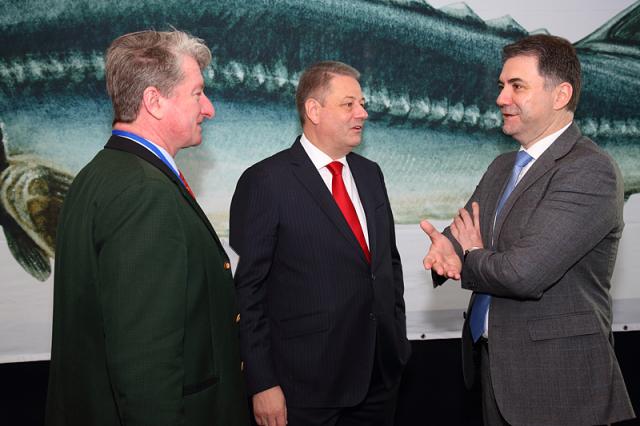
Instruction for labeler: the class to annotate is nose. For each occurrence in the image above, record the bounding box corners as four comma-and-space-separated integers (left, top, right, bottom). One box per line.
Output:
355, 103, 368, 120
201, 94, 215, 119
496, 86, 511, 107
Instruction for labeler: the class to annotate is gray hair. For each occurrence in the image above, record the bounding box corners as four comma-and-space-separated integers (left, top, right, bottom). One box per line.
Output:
105, 29, 212, 123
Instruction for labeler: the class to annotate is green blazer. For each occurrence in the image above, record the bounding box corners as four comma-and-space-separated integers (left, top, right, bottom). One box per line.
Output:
46, 135, 249, 426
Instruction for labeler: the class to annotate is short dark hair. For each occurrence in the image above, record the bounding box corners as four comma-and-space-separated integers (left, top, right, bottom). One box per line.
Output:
295, 61, 360, 126
503, 34, 581, 112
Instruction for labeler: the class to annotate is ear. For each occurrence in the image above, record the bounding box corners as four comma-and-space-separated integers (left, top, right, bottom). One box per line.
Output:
305, 98, 322, 125
141, 86, 165, 120
553, 82, 573, 111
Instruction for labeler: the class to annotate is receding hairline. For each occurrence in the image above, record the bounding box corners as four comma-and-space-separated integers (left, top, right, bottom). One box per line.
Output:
307, 72, 362, 103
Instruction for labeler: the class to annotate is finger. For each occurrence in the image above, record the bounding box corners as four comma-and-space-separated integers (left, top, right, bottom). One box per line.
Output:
472, 201, 481, 229
458, 207, 472, 227
420, 219, 440, 240
423, 256, 433, 270
453, 215, 465, 232
450, 219, 460, 239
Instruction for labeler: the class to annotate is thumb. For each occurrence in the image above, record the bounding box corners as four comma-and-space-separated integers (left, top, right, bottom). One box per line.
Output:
420, 220, 439, 239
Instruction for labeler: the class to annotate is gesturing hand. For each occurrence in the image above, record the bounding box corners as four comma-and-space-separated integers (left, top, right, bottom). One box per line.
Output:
253, 386, 287, 426
450, 201, 483, 252
420, 219, 462, 280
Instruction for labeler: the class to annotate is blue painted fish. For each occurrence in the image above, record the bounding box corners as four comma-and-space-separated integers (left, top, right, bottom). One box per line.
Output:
0, 1, 637, 283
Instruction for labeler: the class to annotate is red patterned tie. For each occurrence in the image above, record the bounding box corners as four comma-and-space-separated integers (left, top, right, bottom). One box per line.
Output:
178, 170, 196, 199
326, 161, 371, 263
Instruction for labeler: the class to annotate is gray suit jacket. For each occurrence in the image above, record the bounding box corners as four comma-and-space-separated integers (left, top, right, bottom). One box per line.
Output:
441, 124, 635, 425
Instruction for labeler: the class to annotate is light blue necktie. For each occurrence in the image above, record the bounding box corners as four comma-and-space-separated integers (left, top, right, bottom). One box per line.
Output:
470, 150, 534, 342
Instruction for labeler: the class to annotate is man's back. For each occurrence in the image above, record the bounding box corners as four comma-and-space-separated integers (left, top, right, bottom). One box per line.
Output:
47, 147, 248, 426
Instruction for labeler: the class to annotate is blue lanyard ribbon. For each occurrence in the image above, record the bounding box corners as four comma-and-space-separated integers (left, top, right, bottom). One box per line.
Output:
111, 129, 181, 179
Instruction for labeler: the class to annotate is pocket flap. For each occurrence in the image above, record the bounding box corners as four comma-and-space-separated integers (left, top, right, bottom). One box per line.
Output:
528, 311, 600, 341
280, 311, 329, 339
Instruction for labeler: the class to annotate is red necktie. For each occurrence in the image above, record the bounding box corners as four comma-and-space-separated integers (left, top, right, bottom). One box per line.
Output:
179, 170, 196, 199
326, 161, 371, 263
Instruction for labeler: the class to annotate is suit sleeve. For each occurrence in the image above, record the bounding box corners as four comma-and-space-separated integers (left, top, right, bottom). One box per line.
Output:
462, 153, 622, 299
94, 180, 187, 425
377, 165, 407, 332
229, 166, 280, 396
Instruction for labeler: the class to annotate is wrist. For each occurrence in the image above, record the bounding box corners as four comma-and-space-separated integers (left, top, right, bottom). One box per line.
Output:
463, 246, 481, 261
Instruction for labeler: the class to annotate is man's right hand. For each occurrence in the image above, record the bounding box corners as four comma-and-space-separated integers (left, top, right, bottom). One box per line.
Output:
252, 386, 287, 426
420, 219, 462, 280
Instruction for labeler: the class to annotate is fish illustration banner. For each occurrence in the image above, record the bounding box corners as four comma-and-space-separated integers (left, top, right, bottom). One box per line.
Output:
1, 0, 639, 362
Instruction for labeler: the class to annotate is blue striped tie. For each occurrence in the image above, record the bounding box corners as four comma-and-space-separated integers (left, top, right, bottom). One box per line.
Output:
470, 150, 534, 342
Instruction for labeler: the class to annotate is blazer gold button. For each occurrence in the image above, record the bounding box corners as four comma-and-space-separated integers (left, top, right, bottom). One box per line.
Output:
235, 313, 241, 323
223, 262, 231, 270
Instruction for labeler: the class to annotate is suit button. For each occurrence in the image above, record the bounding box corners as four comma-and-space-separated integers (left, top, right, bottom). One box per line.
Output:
369, 313, 376, 321
240, 361, 244, 371
371, 274, 376, 280
223, 262, 231, 270
235, 313, 241, 323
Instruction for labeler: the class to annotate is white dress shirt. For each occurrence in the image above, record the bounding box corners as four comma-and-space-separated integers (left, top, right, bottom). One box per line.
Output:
299, 133, 369, 247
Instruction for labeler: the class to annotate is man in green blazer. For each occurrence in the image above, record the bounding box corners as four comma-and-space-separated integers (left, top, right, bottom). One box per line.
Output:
46, 30, 249, 426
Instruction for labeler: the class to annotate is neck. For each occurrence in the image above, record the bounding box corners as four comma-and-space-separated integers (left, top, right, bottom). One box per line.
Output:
520, 111, 573, 150
113, 121, 176, 157
303, 128, 349, 160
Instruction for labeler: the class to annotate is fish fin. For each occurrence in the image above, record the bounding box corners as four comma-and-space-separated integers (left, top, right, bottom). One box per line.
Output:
2, 216, 51, 281
575, 2, 640, 54
0, 121, 7, 169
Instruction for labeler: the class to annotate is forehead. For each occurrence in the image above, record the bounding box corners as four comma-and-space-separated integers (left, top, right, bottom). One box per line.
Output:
499, 55, 542, 82
178, 55, 204, 86
326, 75, 363, 98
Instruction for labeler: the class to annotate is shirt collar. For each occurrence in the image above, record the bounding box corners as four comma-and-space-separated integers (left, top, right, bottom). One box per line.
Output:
112, 129, 179, 175
522, 122, 572, 159
300, 133, 347, 170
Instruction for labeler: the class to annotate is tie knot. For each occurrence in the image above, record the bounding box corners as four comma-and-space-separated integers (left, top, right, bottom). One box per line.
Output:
327, 161, 344, 176
515, 150, 534, 168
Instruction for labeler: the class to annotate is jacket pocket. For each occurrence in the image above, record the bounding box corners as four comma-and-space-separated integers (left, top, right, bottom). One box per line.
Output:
183, 376, 219, 396
280, 311, 329, 339
528, 311, 600, 341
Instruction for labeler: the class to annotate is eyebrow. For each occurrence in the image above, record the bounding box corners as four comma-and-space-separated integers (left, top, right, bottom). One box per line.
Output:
342, 96, 366, 102
498, 78, 526, 85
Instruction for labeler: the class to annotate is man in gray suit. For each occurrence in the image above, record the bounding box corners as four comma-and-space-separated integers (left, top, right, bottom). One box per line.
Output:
421, 34, 635, 425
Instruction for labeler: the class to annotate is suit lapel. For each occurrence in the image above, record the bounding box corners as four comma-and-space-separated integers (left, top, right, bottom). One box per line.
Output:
288, 138, 369, 264
347, 154, 377, 265
104, 135, 227, 257
487, 157, 514, 247
492, 124, 580, 243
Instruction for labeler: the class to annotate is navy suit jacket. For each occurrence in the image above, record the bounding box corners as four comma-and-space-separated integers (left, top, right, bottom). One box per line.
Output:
230, 137, 411, 407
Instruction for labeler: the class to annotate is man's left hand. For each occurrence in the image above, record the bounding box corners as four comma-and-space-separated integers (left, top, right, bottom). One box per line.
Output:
451, 201, 483, 252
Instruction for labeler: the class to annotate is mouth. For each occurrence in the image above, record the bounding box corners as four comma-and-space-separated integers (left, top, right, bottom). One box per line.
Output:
351, 125, 364, 131
501, 112, 518, 121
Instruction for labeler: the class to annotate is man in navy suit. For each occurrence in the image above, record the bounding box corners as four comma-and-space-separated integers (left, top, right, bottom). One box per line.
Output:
230, 61, 411, 426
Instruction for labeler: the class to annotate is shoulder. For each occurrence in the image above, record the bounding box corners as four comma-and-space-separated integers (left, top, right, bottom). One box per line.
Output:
347, 150, 378, 168
237, 146, 294, 185
72, 149, 179, 207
